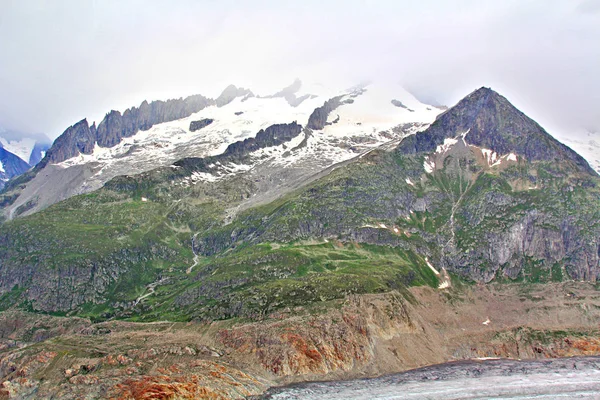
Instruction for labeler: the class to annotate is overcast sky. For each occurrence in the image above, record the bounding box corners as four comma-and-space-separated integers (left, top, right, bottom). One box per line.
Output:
1, 0, 599, 139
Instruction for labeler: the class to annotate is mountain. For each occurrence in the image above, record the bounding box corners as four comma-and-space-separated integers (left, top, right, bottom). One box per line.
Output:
0, 85, 599, 399
0, 128, 51, 166
0, 81, 439, 219
0, 128, 51, 189
0, 147, 30, 190
0, 84, 597, 312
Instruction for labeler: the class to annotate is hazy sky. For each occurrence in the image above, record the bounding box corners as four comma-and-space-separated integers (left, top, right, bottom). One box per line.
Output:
1, 0, 599, 139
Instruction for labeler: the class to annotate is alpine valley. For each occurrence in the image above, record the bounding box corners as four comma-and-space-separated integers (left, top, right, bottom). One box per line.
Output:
1, 81, 599, 399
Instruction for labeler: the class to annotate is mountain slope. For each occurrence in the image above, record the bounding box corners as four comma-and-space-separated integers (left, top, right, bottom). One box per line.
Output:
0, 87, 597, 320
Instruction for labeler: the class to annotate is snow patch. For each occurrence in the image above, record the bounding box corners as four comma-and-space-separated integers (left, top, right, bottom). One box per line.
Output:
491, 152, 518, 167
435, 138, 458, 154
405, 177, 414, 186
0, 160, 4, 173
481, 148, 498, 165
424, 158, 435, 173
425, 257, 440, 275
438, 280, 451, 289
190, 171, 219, 183
0, 137, 36, 164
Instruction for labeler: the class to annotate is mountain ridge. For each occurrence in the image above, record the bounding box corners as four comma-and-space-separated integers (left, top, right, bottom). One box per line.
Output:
0, 81, 441, 220
398, 87, 596, 176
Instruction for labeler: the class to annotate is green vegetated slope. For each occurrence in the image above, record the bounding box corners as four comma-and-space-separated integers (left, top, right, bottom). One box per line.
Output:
0, 87, 598, 322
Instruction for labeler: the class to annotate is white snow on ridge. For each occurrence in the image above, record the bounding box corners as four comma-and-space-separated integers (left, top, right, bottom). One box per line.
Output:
435, 138, 458, 155
176, 82, 439, 185
0, 137, 35, 164
424, 159, 435, 173
423, 133, 522, 174
490, 152, 518, 167
46, 80, 443, 200
57, 94, 326, 171
0, 160, 5, 173
481, 148, 498, 165
323, 83, 439, 138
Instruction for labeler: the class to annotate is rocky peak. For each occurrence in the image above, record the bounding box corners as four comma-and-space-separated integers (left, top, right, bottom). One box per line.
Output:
39, 119, 95, 168
398, 87, 596, 175
38, 94, 214, 166
215, 85, 253, 107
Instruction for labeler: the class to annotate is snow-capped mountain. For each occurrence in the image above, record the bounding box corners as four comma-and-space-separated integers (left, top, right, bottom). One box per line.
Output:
0, 128, 51, 166
0, 147, 30, 190
1, 80, 597, 220
1, 81, 443, 219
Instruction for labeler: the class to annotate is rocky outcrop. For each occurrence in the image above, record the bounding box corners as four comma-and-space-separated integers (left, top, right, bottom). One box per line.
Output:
39, 119, 96, 167
222, 122, 302, 158
96, 95, 213, 148
215, 85, 253, 107
265, 79, 312, 107
306, 96, 345, 130
174, 122, 303, 170
391, 99, 413, 111
189, 118, 214, 132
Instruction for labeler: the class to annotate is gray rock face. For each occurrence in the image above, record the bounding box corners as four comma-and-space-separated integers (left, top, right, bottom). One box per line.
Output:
391, 99, 413, 112
189, 118, 214, 132
265, 79, 312, 107
306, 96, 345, 131
216, 85, 253, 107
39, 95, 213, 167
222, 122, 303, 158
39, 119, 96, 167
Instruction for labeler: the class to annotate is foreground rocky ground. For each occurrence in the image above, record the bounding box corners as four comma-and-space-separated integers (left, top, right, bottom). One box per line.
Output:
1, 282, 600, 399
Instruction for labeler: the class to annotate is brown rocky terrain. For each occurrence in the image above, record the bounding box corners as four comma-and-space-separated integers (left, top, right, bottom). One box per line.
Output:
1, 281, 600, 399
